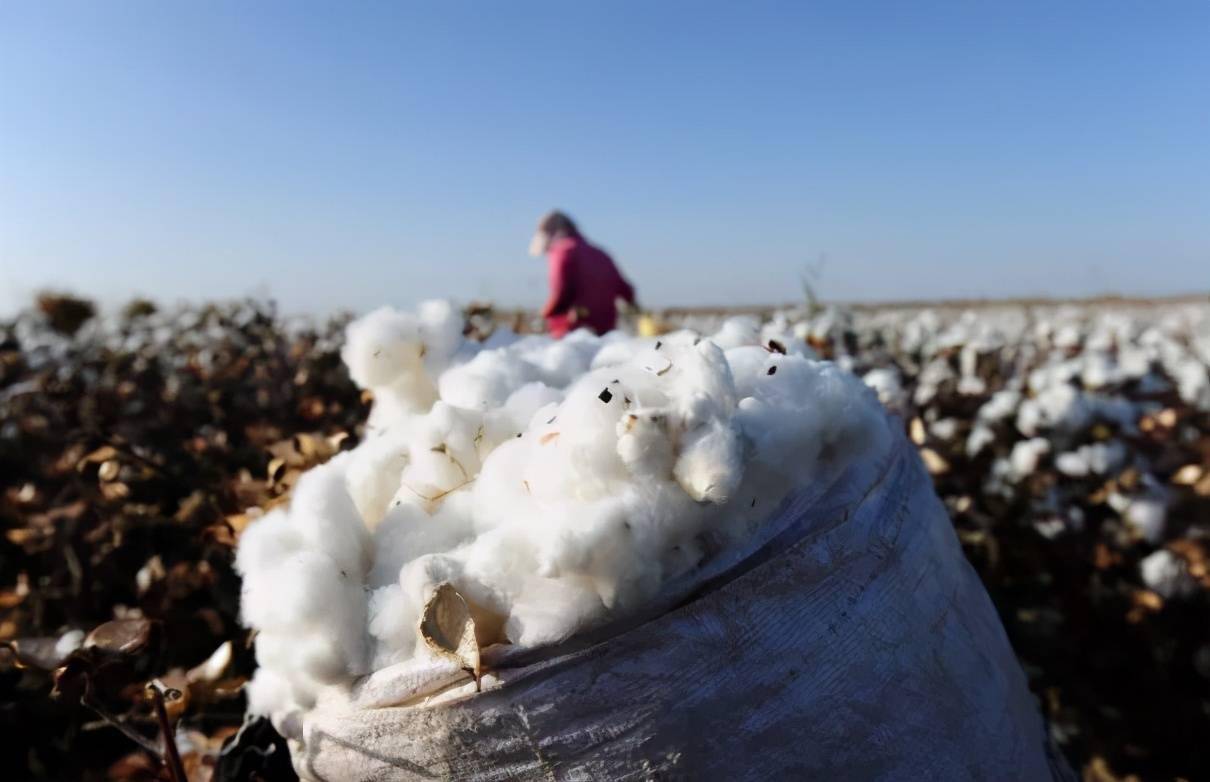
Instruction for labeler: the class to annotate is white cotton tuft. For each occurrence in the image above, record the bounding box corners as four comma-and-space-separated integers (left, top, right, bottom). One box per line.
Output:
341, 306, 425, 391
1139, 550, 1198, 599
1124, 497, 1167, 544
236, 300, 893, 720
341, 302, 466, 427
673, 418, 745, 503
862, 367, 908, 414
55, 629, 85, 659
1008, 438, 1050, 481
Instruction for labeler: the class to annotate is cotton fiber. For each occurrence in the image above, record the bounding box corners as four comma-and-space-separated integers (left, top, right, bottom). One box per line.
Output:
237, 302, 891, 724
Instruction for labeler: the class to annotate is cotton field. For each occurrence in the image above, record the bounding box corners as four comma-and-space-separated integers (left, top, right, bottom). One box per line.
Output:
2, 295, 1208, 780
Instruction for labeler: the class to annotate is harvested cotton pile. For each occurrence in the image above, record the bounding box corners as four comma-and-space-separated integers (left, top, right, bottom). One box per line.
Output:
237, 303, 891, 720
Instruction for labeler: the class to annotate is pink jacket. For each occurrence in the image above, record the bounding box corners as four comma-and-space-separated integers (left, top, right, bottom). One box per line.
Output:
541, 235, 635, 338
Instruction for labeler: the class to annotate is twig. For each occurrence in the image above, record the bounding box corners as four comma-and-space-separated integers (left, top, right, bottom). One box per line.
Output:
80, 689, 163, 757
147, 681, 187, 782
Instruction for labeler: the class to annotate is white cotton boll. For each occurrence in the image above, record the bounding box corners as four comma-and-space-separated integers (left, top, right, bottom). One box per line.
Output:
504, 575, 609, 648
415, 299, 465, 376
616, 410, 676, 479
736, 356, 889, 493
366, 585, 420, 669
862, 367, 908, 413
1118, 347, 1151, 379
659, 339, 738, 427
957, 375, 987, 395
1053, 324, 1081, 350
240, 550, 357, 635
711, 316, 762, 349
1027, 361, 1081, 395
591, 334, 656, 370
369, 492, 475, 588
519, 374, 635, 500
979, 389, 1021, 423
440, 531, 531, 618
1080, 351, 1118, 390
528, 498, 632, 584
481, 382, 562, 449
913, 359, 955, 406
537, 331, 602, 380
726, 345, 780, 401
673, 419, 745, 504
966, 424, 996, 457
1054, 440, 1126, 479
527, 483, 704, 615
263, 629, 351, 691
1009, 438, 1050, 481
929, 418, 960, 442
345, 428, 413, 529
421, 402, 483, 474
1054, 451, 1090, 478
342, 307, 426, 390
468, 438, 541, 533
237, 465, 372, 695
246, 584, 366, 688
364, 380, 435, 431
1017, 384, 1092, 436
1106, 490, 1131, 514
233, 508, 301, 581
509, 332, 601, 388
288, 454, 371, 577
244, 666, 297, 719
1139, 550, 1199, 599
1124, 497, 1167, 544
1016, 399, 1043, 437
394, 450, 470, 509
438, 349, 542, 411
1174, 359, 1210, 410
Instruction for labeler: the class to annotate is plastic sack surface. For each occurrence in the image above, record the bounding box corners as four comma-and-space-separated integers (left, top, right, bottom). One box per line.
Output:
286, 431, 1071, 781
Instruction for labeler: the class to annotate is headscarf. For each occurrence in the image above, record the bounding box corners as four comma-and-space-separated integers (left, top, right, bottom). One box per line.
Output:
528, 210, 579, 257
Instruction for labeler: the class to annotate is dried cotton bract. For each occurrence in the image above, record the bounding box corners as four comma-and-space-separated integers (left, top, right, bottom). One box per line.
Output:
237, 302, 890, 722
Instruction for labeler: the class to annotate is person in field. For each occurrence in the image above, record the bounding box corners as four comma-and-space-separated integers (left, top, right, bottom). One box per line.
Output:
529, 210, 637, 338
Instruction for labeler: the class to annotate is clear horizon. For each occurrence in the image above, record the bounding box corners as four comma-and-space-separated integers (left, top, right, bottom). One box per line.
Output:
2, 1, 1208, 317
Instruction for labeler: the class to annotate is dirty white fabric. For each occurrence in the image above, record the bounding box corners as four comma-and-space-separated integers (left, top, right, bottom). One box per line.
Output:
284, 432, 1070, 781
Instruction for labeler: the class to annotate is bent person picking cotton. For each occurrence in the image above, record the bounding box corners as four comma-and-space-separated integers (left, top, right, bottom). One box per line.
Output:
236, 302, 1067, 780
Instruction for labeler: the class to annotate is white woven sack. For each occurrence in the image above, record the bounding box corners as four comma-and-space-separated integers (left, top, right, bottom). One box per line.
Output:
284, 431, 1071, 781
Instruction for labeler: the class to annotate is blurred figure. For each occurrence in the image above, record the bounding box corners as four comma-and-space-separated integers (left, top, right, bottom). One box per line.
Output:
529, 210, 636, 337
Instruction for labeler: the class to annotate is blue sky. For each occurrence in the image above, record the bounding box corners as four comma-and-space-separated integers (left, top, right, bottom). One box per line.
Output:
1, 1, 1207, 315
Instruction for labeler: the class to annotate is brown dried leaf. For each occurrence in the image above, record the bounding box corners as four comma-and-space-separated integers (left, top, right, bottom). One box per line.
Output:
84, 618, 153, 656
76, 445, 119, 471
99, 482, 131, 502
1171, 464, 1204, 486
186, 641, 233, 685
1, 637, 66, 670
266, 457, 287, 486
419, 583, 481, 687
919, 447, 950, 475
